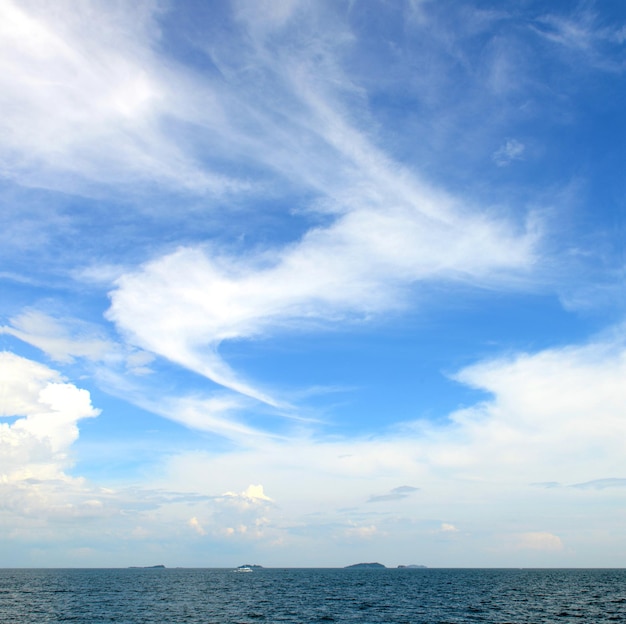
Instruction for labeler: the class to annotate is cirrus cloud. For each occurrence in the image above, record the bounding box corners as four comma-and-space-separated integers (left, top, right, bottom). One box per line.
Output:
108, 198, 537, 405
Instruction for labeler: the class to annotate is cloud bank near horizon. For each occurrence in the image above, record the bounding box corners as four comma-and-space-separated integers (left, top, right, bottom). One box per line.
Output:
3, 327, 626, 565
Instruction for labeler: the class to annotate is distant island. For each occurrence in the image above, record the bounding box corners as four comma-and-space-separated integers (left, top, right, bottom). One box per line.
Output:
128, 565, 166, 569
397, 564, 427, 569
344, 563, 428, 569
238, 564, 263, 569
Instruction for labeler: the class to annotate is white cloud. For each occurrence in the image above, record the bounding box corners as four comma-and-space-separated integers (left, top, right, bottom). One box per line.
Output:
0, 352, 99, 480
0, 352, 116, 531
242, 484, 273, 502
0, 0, 232, 193
188, 516, 207, 536
2, 0, 542, 383
440, 523, 459, 533
447, 335, 626, 482
1, 310, 156, 380
222, 484, 274, 505
3, 330, 625, 564
1, 351, 62, 416
143, 328, 626, 564
2, 310, 113, 363
141, 395, 273, 442
3, 1, 624, 567
344, 524, 378, 539
193, 484, 277, 541
108, 202, 536, 404
516, 532, 564, 552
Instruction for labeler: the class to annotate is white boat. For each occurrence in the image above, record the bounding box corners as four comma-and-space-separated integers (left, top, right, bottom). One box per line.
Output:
234, 565, 253, 572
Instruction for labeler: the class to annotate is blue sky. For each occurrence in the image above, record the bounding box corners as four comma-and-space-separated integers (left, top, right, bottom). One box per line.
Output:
1, 0, 626, 568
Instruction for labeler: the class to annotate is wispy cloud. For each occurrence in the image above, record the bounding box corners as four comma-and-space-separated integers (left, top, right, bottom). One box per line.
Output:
2, 0, 625, 567
2, 310, 114, 364
0, 0, 237, 194
1, 310, 156, 381
107, 205, 536, 405
493, 139, 525, 166
97, 1, 540, 406
368, 485, 419, 503
570, 478, 626, 490
532, 10, 626, 73
533, 479, 626, 490
0, 0, 541, 417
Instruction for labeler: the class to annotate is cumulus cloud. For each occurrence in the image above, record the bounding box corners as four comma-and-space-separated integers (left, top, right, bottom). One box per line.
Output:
0, 351, 99, 480
0, 352, 117, 533
188, 516, 207, 536
190, 484, 277, 541
222, 484, 274, 504
445, 334, 626, 482
0, 365, 250, 543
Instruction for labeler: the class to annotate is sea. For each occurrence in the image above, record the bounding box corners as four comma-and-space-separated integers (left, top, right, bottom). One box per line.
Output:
1, 567, 625, 623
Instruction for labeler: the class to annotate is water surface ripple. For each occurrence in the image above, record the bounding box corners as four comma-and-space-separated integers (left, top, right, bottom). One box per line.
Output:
1, 568, 625, 623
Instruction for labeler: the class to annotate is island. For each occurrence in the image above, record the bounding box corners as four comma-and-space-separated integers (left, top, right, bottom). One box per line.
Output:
344, 562, 386, 569
128, 565, 166, 569
237, 564, 264, 569
397, 564, 427, 569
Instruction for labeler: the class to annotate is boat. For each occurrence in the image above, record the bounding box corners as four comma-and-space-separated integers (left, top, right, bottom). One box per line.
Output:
234, 565, 253, 572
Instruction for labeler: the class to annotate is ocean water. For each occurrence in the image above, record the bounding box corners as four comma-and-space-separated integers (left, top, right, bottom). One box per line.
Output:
1, 567, 625, 623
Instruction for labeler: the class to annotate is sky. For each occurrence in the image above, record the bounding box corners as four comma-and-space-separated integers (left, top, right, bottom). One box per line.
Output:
1, 0, 626, 568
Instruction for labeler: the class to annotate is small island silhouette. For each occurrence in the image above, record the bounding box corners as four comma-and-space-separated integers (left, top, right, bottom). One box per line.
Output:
344, 563, 428, 569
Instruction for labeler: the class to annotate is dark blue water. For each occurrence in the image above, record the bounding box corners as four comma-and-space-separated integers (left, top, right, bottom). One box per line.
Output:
1, 568, 625, 623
